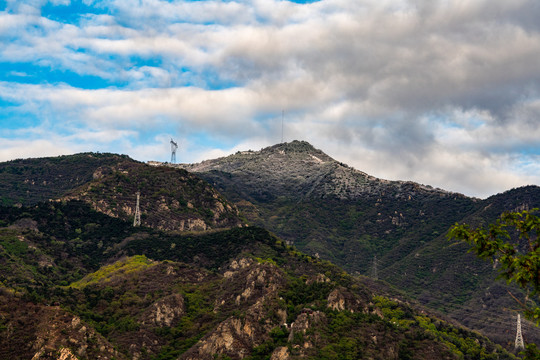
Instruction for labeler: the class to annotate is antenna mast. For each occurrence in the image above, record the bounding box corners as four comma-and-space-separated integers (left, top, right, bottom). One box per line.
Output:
133, 191, 141, 227
281, 110, 284, 143
515, 313, 525, 350
170, 138, 178, 163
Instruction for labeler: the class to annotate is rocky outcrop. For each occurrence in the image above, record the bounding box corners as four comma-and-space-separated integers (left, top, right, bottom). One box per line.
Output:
286, 310, 326, 357
29, 314, 122, 360
327, 287, 364, 312
0, 293, 124, 360
63, 161, 243, 233
141, 293, 185, 327
218, 258, 285, 309
287, 310, 325, 342
182, 258, 288, 359
270, 346, 290, 360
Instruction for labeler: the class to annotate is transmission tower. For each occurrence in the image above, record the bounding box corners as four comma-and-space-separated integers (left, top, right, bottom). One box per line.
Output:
133, 191, 141, 227
170, 138, 178, 163
514, 314, 525, 350
371, 255, 378, 280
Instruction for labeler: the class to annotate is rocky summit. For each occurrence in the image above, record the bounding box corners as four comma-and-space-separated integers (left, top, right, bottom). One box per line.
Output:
179, 140, 457, 202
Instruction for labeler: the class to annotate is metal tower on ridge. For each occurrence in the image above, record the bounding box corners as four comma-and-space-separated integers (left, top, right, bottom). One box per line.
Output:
133, 191, 141, 227
170, 138, 178, 163
515, 313, 525, 350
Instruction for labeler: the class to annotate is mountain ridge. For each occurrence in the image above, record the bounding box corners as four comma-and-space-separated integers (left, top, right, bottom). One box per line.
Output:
172, 140, 540, 348
177, 140, 466, 203
0, 145, 538, 356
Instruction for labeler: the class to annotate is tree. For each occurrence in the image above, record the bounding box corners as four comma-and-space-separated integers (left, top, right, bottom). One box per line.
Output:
449, 209, 539, 320
448, 209, 540, 357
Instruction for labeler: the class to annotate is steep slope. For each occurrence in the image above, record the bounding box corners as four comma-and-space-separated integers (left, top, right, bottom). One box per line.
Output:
0, 151, 534, 358
0, 200, 514, 360
63, 159, 242, 232
177, 140, 480, 274
0, 291, 124, 360
175, 141, 540, 347
383, 186, 540, 347
0, 152, 129, 206
0, 153, 242, 233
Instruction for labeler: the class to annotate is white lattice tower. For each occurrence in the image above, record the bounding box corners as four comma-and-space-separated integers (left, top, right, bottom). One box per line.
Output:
515, 313, 525, 350
133, 191, 141, 227
170, 139, 178, 163
371, 255, 378, 280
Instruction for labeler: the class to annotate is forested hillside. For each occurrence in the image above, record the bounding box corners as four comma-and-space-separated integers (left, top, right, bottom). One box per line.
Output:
0, 200, 513, 359
177, 141, 540, 348
0, 152, 523, 359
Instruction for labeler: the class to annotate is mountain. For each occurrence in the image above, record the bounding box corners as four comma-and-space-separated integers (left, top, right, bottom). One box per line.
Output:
0, 153, 242, 232
383, 186, 540, 346
0, 153, 519, 359
0, 152, 129, 206
176, 140, 540, 348
0, 201, 513, 360
179, 141, 479, 273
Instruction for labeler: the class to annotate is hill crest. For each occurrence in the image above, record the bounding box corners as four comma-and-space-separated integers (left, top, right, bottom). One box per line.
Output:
175, 140, 463, 203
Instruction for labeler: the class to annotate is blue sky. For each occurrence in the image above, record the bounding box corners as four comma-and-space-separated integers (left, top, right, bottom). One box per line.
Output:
1, 0, 540, 198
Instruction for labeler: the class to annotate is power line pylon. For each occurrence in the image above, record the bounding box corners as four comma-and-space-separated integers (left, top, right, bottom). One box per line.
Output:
133, 191, 141, 227
515, 313, 525, 351
371, 255, 378, 280
170, 138, 178, 163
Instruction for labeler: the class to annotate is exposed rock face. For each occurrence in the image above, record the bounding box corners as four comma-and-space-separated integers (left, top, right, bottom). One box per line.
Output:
0, 293, 123, 360
182, 258, 287, 360
56, 347, 79, 360
287, 310, 325, 342
63, 161, 243, 233
185, 315, 259, 359
306, 273, 330, 285
142, 293, 185, 327
30, 313, 122, 360
327, 287, 364, 312
218, 258, 286, 309
270, 346, 290, 360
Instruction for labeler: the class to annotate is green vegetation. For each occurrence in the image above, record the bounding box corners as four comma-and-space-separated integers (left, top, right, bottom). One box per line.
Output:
69, 255, 156, 289
0, 152, 130, 205
67, 160, 241, 232
0, 151, 532, 359
449, 209, 540, 359
449, 209, 539, 322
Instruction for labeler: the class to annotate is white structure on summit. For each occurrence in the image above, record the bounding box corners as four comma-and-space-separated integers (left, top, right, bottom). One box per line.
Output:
171, 138, 178, 164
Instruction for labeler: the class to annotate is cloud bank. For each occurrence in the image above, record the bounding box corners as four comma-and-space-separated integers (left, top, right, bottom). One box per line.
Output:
1, 0, 540, 198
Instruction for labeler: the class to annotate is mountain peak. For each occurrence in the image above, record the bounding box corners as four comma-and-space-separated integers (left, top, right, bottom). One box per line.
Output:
264, 140, 335, 162
272, 140, 317, 152
178, 140, 461, 204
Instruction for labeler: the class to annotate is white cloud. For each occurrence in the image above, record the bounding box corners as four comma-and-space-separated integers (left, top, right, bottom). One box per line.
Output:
1, 0, 540, 197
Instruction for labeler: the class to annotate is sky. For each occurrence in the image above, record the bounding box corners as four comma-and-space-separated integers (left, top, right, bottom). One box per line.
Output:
1, 0, 540, 199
